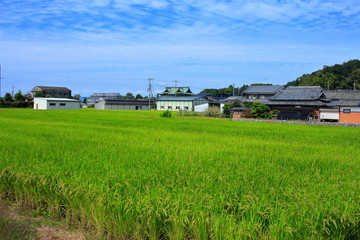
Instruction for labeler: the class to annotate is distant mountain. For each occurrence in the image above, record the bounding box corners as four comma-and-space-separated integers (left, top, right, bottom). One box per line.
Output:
286, 59, 360, 90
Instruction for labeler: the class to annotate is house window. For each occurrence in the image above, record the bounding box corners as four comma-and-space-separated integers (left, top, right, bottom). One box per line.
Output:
343, 109, 351, 113
60, 103, 66, 106
168, 106, 172, 109
160, 106, 164, 109
184, 106, 189, 110
176, 106, 180, 110
49, 103, 56, 106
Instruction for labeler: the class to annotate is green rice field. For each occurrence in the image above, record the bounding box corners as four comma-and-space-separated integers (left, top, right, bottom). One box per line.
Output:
0, 109, 359, 239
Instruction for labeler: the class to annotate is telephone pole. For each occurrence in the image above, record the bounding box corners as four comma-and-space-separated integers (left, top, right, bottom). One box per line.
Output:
233, 83, 235, 97
148, 77, 153, 110
0, 65, 2, 97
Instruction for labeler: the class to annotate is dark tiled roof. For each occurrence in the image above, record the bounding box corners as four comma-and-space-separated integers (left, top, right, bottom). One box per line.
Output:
324, 90, 360, 100
33, 86, 71, 91
271, 86, 325, 101
243, 85, 283, 94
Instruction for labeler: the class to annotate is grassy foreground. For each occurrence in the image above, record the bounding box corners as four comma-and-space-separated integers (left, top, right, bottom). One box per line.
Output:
0, 109, 359, 239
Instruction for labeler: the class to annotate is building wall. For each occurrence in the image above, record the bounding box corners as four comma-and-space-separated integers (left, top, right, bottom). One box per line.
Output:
194, 103, 208, 112
339, 107, 360, 124
95, 101, 150, 110
105, 104, 150, 110
34, 99, 80, 110
157, 100, 193, 111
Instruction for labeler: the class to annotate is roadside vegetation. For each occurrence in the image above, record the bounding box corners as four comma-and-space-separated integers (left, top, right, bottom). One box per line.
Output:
0, 109, 359, 239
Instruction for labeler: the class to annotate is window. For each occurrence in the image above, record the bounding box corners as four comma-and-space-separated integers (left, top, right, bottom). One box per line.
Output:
60, 103, 66, 106
49, 103, 56, 106
184, 106, 189, 110
343, 109, 351, 113
160, 106, 164, 109
176, 106, 180, 110
168, 106, 172, 109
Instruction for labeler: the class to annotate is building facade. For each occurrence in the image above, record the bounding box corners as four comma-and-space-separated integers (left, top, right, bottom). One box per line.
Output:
95, 99, 153, 110
157, 96, 208, 111
33, 98, 81, 110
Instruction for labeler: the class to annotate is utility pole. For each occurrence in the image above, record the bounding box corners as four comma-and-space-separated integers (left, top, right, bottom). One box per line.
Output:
233, 83, 235, 97
0, 65, 2, 98
148, 77, 153, 110
354, 82, 356, 90
12, 86, 14, 97
172, 80, 179, 97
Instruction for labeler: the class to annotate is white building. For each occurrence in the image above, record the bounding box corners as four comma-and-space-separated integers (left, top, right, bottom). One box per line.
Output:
157, 96, 208, 111
34, 98, 81, 110
95, 99, 153, 110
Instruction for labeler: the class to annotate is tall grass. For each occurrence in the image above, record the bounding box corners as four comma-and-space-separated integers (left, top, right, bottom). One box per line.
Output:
0, 109, 359, 239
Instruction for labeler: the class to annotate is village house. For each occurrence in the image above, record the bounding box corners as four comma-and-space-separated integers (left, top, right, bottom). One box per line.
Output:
242, 85, 284, 102
31, 86, 71, 98
33, 98, 81, 110
324, 90, 360, 124
267, 86, 331, 121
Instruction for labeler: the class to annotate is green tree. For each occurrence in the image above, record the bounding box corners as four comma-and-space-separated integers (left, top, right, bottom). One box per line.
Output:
14, 90, 25, 101
250, 102, 273, 119
135, 94, 143, 99
222, 104, 231, 115
34, 91, 45, 97
125, 92, 134, 99
4, 92, 13, 102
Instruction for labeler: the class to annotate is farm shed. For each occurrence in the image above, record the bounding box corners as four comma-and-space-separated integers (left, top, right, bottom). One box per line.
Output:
34, 98, 81, 110
95, 99, 153, 110
157, 96, 208, 111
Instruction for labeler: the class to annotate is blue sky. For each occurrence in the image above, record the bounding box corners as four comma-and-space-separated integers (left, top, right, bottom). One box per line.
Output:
1, 0, 359, 97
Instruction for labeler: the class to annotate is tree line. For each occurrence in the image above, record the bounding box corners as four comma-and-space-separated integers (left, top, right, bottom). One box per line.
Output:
286, 59, 360, 90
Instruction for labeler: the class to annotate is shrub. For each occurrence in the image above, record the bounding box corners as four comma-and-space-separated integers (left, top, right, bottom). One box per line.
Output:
160, 110, 172, 118
203, 107, 224, 118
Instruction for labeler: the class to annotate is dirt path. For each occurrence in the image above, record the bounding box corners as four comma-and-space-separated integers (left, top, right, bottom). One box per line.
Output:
0, 200, 86, 240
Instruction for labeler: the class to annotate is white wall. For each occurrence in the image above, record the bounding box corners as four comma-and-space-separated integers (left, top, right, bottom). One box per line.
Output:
34, 99, 80, 110
194, 103, 208, 112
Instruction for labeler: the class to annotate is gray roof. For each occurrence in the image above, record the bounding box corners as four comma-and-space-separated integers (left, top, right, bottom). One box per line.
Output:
157, 96, 204, 101
243, 85, 283, 94
91, 93, 121, 97
271, 86, 326, 101
32, 86, 71, 91
324, 90, 360, 100
34, 98, 80, 102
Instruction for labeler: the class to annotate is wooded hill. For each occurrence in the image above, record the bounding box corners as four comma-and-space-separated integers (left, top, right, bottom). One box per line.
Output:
286, 59, 360, 90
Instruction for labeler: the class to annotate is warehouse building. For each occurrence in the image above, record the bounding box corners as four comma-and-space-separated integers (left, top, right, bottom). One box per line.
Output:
95, 99, 153, 110
34, 98, 81, 110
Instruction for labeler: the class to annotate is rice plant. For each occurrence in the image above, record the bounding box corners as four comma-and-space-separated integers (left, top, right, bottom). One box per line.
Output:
0, 108, 359, 239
